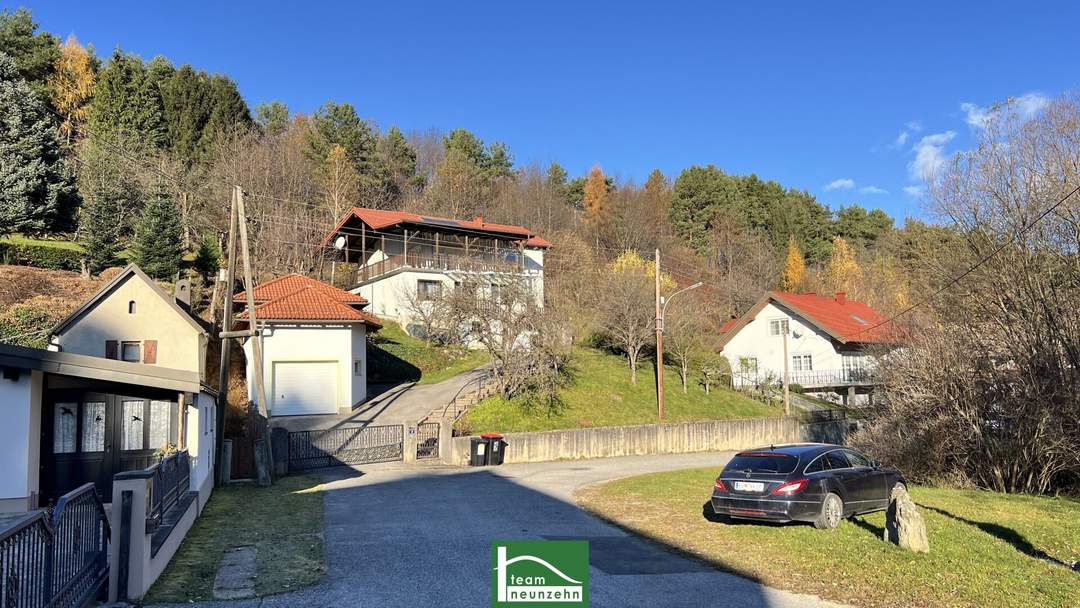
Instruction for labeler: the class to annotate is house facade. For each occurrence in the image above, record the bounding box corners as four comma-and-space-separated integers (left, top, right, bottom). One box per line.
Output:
236, 274, 381, 417
717, 291, 896, 404
322, 208, 550, 336
0, 265, 217, 512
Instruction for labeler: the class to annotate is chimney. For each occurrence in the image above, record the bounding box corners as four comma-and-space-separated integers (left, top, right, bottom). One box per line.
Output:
174, 278, 192, 308
473, 216, 484, 225
835, 291, 846, 305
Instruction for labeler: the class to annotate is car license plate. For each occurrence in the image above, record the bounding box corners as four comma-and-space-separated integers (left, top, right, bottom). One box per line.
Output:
734, 481, 764, 492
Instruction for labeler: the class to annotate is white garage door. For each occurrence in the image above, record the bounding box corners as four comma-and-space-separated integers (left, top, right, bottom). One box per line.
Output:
271, 361, 338, 416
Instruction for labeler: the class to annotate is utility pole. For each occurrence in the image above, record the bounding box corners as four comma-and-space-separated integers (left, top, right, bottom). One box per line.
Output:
235, 186, 273, 486
782, 327, 791, 416
214, 189, 238, 485
655, 249, 665, 421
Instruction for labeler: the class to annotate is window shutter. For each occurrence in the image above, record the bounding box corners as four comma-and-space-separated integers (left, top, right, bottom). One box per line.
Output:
143, 340, 157, 364
105, 340, 118, 359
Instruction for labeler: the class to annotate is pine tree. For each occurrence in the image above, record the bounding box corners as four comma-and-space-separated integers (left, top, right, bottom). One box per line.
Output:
48, 36, 95, 145
132, 184, 182, 279
822, 236, 863, 296
583, 165, 610, 223
779, 235, 806, 292
0, 9, 59, 101
79, 190, 122, 274
377, 126, 421, 201
0, 53, 77, 236
89, 49, 166, 148
255, 101, 289, 137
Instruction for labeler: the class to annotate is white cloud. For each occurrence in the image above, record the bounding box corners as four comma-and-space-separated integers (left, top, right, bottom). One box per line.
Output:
908, 131, 956, 181
893, 131, 909, 147
905, 120, 923, 132
858, 185, 888, 195
903, 185, 924, 197
961, 92, 1050, 130
824, 178, 855, 191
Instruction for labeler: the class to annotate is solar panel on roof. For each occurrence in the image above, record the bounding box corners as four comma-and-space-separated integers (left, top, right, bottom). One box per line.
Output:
419, 217, 463, 227
850, 314, 869, 325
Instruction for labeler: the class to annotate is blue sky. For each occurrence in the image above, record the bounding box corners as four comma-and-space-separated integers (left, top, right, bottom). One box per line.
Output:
20, 1, 1080, 220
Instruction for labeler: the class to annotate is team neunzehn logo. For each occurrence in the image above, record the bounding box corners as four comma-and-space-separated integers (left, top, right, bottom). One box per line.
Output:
492, 540, 589, 607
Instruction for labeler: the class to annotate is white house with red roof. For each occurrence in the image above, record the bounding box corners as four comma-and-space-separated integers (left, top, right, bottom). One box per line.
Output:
717, 291, 898, 403
322, 207, 550, 337
235, 274, 382, 417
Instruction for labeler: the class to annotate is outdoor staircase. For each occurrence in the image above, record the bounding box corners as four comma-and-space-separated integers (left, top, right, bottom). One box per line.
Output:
422, 370, 497, 425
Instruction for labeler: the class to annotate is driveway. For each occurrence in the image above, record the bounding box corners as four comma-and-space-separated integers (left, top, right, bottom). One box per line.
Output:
157, 453, 843, 608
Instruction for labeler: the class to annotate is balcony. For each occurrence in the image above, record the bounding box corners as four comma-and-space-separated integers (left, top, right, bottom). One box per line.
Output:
357, 251, 525, 283
732, 368, 878, 390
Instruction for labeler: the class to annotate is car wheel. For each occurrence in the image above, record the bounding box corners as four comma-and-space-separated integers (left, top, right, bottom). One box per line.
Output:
814, 493, 844, 530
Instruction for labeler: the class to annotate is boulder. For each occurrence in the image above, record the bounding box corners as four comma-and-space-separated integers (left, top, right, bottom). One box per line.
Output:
883, 485, 929, 553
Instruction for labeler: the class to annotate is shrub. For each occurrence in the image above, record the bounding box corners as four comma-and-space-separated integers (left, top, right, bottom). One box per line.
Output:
0, 240, 83, 271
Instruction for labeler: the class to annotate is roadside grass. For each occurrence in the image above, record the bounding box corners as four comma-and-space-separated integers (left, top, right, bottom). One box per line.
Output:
144, 475, 326, 603
459, 347, 778, 434
368, 321, 489, 385
577, 468, 1080, 608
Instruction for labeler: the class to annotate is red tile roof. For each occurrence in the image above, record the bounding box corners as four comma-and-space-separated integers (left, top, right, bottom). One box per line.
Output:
236, 286, 381, 327
323, 207, 552, 248
235, 274, 366, 305
718, 291, 897, 347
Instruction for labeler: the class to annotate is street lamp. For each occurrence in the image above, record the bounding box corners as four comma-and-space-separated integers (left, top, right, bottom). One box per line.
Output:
656, 281, 702, 421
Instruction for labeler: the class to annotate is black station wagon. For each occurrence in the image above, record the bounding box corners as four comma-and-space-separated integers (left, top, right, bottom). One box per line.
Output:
709, 443, 905, 529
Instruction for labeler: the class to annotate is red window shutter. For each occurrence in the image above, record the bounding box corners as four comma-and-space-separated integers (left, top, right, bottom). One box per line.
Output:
143, 340, 157, 364
105, 340, 118, 359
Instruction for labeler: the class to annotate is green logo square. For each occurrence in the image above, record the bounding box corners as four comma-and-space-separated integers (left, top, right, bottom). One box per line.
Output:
492, 540, 589, 607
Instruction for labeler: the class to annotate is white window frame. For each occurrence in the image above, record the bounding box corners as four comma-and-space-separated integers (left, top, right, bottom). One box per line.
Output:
121, 341, 141, 363
769, 318, 789, 336
792, 354, 813, 372
417, 279, 442, 302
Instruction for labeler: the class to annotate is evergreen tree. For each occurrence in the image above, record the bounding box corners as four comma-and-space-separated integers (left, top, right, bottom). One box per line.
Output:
132, 184, 182, 279
377, 126, 422, 200
255, 101, 289, 137
89, 49, 166, 148
0, 53, 77, 236
192, 233, 222, 280
486, 141, 514, 179
48, 36, 96, 145
0, 9, 59, 101
670, 164, 740, 251
779, 235, 806, 292
201, 74, 250, 149
79, 189, 122, 274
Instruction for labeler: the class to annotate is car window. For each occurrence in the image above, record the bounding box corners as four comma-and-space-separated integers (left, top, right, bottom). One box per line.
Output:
844, 450, 871, 468
805, 457, 825, 473
725, 453, 799, 474
824, 450, 850, 469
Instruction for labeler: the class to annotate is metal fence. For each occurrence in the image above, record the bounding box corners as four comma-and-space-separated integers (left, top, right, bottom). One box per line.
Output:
0, 483, 110, 608
146, 451, 191, 534
288, 424, 404, 471
416, 422, 440, 459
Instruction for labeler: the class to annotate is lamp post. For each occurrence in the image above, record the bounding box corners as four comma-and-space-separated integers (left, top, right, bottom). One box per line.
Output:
655, 275, 703, 421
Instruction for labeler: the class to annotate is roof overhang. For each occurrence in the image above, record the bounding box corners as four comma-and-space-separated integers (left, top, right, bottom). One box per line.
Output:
0, 343, 205, 394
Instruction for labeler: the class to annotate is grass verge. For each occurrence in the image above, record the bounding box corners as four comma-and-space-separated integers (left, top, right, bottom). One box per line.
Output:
576, 467, 1080, 608
459, 347, 778, 434
144, 475, 326, 603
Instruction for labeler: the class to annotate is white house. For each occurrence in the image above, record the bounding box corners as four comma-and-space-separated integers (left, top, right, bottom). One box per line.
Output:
236, 274, 381, 417
0, 264, 217, 512
321, 207, 550, 336
717, 291, 898, 404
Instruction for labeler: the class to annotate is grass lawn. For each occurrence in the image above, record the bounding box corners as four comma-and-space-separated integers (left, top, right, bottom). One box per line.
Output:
577, 468, 1080, 608
368, 321, 489, 385
0, 234, 84, 251
144, 475, 326, 603
459, 347, 779, 434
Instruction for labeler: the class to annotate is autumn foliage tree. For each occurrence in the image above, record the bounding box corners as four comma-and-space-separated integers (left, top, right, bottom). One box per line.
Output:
49, 35, 95, 145
779, 235, 805, 292
821, 236, 862, 297
583, 165, 610, 224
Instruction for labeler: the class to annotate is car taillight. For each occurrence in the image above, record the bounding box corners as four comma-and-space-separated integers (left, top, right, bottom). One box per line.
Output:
713, 478, 728, 492
771, 479, 808, 495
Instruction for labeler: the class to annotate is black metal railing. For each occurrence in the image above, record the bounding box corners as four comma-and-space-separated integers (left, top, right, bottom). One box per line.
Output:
438, 369, 496, 423
288, 425, 404, 471
0, 483, 110, 608
146, 451, 190, 534
358, 251, 523, 282
416, 422, 440, 459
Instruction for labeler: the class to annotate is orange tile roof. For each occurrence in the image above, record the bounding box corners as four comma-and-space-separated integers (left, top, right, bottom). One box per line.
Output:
235, 274, 366, 305
236, 286, 381, 327
323, 207, 552, 248
718, 291, 899, 347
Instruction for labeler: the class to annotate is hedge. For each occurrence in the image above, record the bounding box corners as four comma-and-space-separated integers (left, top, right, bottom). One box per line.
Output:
0, 240, 83, 272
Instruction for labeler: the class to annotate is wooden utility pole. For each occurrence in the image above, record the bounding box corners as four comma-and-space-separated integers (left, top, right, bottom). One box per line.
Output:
214, 189, 239, 485
655, 249, 665, 421
234, 186, 273, 486
782, 328, 791, 416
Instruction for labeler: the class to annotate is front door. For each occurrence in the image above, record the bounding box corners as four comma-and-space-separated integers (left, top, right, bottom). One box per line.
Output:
42, 390, 179, 504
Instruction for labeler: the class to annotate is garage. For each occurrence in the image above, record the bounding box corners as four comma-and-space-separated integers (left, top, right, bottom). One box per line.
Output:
271, 361, 338, 416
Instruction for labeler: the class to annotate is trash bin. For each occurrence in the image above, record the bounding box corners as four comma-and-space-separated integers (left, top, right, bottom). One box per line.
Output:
469, 437, 488, 466
482, 433, 506, 466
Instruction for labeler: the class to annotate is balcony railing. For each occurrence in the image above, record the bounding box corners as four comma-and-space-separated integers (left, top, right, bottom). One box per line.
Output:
358, 251, 524, 283
732, 368, 878, 389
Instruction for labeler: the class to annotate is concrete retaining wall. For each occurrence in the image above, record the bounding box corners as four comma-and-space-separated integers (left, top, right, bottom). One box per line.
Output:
450, 416, 850, 466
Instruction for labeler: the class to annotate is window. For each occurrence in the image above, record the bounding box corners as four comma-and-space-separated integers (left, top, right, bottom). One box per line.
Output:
824, 451, 851, 470
121, 400, 145, 450
353, 359, 363, 376
844, 450, 872, 468
792, 354, 813, 372
121, 341, 141, 363
81, 401, 106, 452
769, 318, 789, 336
805, 458, 825, 473
148, 400, 172, 449
417, 279, 442, 302
53, 402, 77, 454
128, 300, 136, 314
739, 357, 759, 375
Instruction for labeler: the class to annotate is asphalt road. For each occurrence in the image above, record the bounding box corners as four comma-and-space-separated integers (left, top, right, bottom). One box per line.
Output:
152, 452, 845, 608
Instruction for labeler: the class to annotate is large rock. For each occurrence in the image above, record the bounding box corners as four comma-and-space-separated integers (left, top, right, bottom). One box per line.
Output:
883, 485, 929, 553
